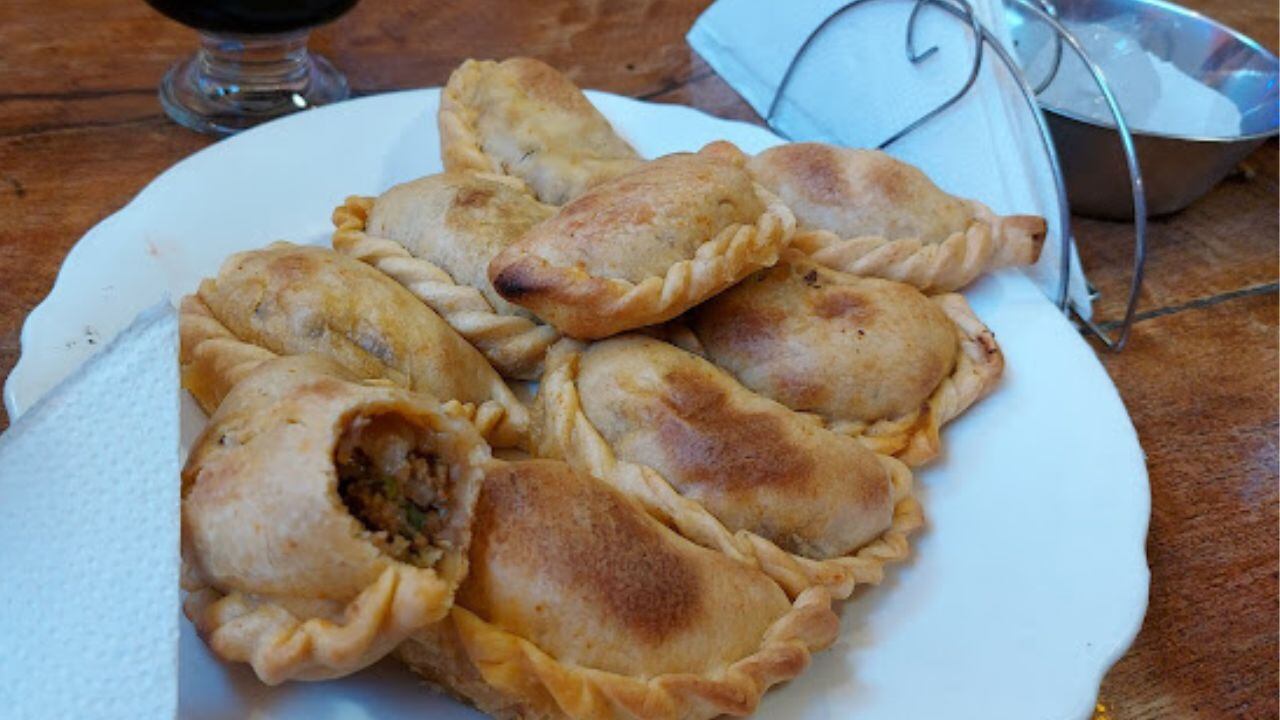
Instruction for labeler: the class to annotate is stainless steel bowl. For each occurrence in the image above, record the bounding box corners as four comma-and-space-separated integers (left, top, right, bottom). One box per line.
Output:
1008, 0, 1279, 220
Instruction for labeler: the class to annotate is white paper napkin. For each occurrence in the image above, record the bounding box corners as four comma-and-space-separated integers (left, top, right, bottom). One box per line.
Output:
0, 304, 179, 720
688, 0, 1092, 314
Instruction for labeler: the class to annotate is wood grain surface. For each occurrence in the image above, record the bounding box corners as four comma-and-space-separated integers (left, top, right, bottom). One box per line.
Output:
0, 0, 1275, 717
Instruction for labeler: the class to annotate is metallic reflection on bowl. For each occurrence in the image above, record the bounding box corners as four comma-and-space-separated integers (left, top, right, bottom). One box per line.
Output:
1008, 0, 1279, 220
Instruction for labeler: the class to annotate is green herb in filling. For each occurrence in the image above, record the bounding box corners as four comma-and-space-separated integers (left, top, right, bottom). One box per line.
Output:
337, 439, 452, 567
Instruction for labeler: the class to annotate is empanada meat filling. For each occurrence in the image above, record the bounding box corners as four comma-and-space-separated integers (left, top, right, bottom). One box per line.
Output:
336, 413, 458, 567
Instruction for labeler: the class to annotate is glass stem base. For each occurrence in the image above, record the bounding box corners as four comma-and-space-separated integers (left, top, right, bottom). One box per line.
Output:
159, 30, 349, 136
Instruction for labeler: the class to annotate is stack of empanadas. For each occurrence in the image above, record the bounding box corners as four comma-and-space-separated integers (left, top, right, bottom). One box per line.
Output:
177, 56, 1044, 718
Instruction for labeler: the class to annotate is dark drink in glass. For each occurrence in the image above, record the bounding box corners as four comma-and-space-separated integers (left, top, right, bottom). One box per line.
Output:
146, 0, 359, 136
145, 0, 358, 34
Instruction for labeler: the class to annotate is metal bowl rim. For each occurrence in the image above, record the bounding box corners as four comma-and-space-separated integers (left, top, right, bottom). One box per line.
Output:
1042, 106, 1280, 143
1024, 0, 1280, 142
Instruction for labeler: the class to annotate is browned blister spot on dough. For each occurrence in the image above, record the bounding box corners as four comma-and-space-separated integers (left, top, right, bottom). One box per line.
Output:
689, 266, 789, 361
773, 372, 830, 411
809, 286, 878, 322
468, 461, 703, 644
651, 368, 815, 493
779, 143, 852, 206
489, 258, 547, 301
263, 250, 319, 286
857, 150, 914, 205
292, 377, 348, 403
453, 185, 495, 209
489, 255, 609, 306
697, 295, 784, 355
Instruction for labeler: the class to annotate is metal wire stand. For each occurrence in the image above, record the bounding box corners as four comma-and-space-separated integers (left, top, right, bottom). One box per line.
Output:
765, 0, 1148, 350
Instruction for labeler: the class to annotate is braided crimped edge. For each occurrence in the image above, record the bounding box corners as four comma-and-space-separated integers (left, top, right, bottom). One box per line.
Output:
825, 292, 1005, 465
179, 293, 512, 442
184, 564, 455, 685
331, 195, 560, 380
402, 585, 838, 720
439, 60, 537, 196
179, 294, 277, 414
790, 200, 1045, 294
537, 339, 923, 600
491, 186, 796, 339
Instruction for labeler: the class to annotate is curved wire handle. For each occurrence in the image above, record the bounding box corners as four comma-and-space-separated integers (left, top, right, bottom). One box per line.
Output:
1009, 0, 1147, 350
766, 0, 984, 150
1025, 0, 1063, 93
887, 0, 985, 147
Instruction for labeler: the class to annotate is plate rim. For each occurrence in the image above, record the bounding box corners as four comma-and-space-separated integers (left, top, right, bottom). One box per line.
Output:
2, 88, 1150, 720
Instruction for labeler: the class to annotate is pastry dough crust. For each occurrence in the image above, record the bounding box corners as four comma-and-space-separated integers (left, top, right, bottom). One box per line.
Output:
178, 293, 276, 412
182, 355, 491, 684
682, 255, 1004, 465
396, 459, 840, 719
537, 336, 922, 598
331, 173, 559, 380
488, 146, 795, 339
744, 142, 1045, 293
440, 57, 643, 204
190, 242, 528, 446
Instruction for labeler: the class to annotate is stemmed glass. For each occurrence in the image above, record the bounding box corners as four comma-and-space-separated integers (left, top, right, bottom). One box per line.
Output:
146, 0, 359, 136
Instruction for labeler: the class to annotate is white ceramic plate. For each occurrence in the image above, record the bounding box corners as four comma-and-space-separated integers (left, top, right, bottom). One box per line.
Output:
4, 90, 1149, 720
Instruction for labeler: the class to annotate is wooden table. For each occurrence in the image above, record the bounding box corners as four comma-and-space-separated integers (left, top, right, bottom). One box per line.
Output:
1, 1, 1275, 716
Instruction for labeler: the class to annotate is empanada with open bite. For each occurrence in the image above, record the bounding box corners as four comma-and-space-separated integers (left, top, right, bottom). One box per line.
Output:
537, 335, 921, 598
332, 173, 559, 380
679, 255, 1004, 465
397, 459, 839, 719
488, 145, 795, 339
182, 354, 489, 684
440, 57, 642, 205
738, 142, 1045, 293
186, 242, 528, 447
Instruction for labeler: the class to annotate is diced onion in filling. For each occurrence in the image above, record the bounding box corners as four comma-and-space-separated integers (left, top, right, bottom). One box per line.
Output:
336, 414, 454, 567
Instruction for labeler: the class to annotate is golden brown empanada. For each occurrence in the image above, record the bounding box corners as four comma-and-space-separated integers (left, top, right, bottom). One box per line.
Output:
439, 57, 642, 204
740, 142, 1045, 293
332, 173, 559, 380
397, 459, 839, 719
680, 255, 1004, 465
488, 145, 795, 339
537, 335, 921, 598
182, 354, 490, 684
185, 242, 528, 447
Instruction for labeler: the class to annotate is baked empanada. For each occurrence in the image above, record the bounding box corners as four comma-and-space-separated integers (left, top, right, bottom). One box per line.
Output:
538, 335, 921, 598
440, 57, 642, 204
332, 173, 559, 380
182, 355, 489, 684
741, 142, 1045, 293
397, 459, 839, 719
185, 242, 528, 446
488, 145, 795, 339
680, 255, 1004, 465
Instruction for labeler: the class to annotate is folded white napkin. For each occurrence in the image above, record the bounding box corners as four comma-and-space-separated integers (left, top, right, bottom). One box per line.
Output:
0, 304, 179, 720
688, 0, 1092, 313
